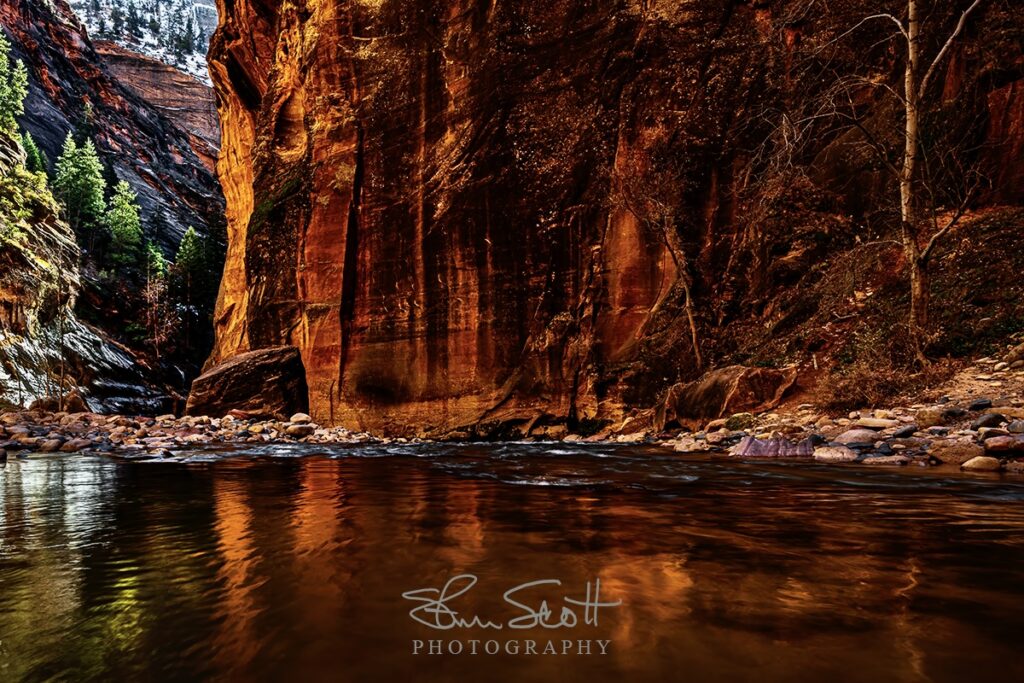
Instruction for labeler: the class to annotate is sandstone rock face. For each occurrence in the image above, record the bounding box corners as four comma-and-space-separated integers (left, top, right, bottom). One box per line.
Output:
94, 41, 221, 156
657, 366, 798, 431
206, 0, 1023, 434
186, 346, 309, 420
0, 0, 224, 250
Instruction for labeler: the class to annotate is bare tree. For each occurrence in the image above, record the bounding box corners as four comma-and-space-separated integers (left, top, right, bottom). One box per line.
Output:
898, 0, 983, 360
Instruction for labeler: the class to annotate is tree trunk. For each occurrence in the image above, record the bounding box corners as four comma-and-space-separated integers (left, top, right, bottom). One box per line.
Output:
902, 0, 928, 362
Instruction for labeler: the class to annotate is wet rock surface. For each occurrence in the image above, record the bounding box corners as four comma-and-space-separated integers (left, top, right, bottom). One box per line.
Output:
185, 347, 309, 421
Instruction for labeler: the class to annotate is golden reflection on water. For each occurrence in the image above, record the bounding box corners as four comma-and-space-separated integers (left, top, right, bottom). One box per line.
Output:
2, 452, 1024, 682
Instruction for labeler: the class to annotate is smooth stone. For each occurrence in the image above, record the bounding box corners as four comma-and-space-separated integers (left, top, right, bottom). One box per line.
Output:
892, 424, 919, 438
968, 398, 993, 411
290, 413, 312, 424
984, 436, 1024, 453
916, 407, 947, 428
961, 456, 1002, 472
835, 429, 881, 445
929, 439, 985, 464
813, 445, 859, 463
855, 418, 901, 430
285, 424, 316, 438
59, 438, 94, 452
39, 439, 64, 453
1008, 420, 1024, 434
1006, 460, 1024, 474
971, 413, 1005, 430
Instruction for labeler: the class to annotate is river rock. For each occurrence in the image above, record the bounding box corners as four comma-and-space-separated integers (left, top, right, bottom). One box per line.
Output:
968, 398, 993, 411
929, 439, 985, 464
1009, 420, 1024, 434
892, 424, 919, 438
834, 429, 880, 445
915, 407, 948, 428
725, 412, 755, 431
59, 438, 94, 452
971, 413, 1005, 430
285, 424, 317, 438
185, 346, 309, 420
729, 436, 814, 458
1006, 460, 1024, 474
38, 439, 64, 453
290, 413, 312, 424
855, 418, 901, 430
984, 436, 1024, 453
655, 365, 798, 431
961, 456, 1002, 472
814, 445, 858, 463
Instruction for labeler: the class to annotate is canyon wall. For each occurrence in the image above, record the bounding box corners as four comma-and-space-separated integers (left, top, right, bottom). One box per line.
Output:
0, 0, 223, 251
207, 0, 1024, 435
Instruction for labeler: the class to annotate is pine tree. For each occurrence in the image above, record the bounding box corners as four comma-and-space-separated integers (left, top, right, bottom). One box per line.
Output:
145, 240, 167, 279
54, 135, 107, 243
111, 8, 125, 35
22, 131, 47, 174
105, 180, 143, 267
0, 34, 29, 134
128, 2, 143, 39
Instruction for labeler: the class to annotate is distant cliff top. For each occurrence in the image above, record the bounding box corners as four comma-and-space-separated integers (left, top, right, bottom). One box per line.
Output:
69, 0, 215, 86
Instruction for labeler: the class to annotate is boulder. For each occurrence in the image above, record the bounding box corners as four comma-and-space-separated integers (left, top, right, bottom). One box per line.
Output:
186, 347, 309, 421
290, 413, 312, 424
929, 439, 985, 465
961, 456, 1002, 472
655, 365, 798, 431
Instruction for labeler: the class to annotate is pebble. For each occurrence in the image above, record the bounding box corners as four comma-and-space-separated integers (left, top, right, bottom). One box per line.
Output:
290, 413, 313, 424
892, 424, 919, 438
1009, 420, 1024, 434
968, 398, 993, 411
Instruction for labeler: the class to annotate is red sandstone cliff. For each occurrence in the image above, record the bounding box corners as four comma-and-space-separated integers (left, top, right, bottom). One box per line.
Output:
204, 0, 1024, 435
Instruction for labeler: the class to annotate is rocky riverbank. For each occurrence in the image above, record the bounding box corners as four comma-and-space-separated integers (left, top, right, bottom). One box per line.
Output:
4, 349, 1024, 475
0, 411, 380, 463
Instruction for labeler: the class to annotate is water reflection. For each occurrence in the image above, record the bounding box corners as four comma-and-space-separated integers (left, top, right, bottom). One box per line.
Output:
1, 448, 1023, 682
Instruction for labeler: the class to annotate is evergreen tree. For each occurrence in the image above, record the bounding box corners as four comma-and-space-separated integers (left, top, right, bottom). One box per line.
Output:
53, 135, 107, 243
127, 2, 143, 39
22, 131, 47, 174
145, 240, 167, 279
105, 180, 143, 267
0, 34, 29, 134
111, 7, 125, 35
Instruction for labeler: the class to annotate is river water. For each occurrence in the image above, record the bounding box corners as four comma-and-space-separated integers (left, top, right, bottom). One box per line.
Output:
2, 443, 1023, 682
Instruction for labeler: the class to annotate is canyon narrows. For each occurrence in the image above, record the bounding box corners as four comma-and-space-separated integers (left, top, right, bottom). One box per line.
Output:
204, 0, 1023, 435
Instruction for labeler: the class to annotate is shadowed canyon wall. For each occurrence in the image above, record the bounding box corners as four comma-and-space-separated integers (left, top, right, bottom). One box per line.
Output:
207, 0, 1024, 434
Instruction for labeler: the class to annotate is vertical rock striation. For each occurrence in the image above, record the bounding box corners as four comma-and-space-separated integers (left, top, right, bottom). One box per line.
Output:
206, 0, 1024, 435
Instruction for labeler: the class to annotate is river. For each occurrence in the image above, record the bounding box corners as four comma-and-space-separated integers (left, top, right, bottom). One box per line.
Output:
2, 443, 1023, 682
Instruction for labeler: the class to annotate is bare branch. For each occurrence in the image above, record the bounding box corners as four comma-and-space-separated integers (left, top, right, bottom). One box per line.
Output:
817, 13, 909, 54
918, 0, 984, 100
